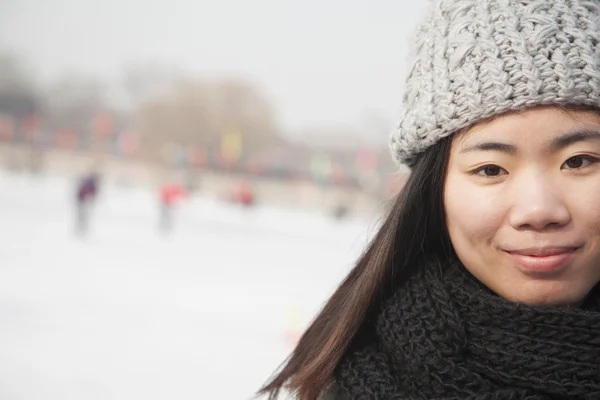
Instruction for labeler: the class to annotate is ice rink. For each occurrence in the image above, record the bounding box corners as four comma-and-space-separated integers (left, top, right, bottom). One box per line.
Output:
0, 172, 381, 399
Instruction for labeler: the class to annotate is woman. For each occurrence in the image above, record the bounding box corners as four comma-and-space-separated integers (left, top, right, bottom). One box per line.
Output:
260, 0, 600, 399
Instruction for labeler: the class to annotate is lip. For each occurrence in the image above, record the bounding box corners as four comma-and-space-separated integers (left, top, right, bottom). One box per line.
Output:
504, 246, 580, 274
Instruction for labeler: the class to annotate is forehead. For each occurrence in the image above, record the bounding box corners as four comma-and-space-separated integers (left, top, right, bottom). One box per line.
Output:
453, 106, 600, 148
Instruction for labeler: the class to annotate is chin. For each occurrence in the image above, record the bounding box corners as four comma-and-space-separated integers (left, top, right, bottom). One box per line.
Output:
497, 280, 588, 307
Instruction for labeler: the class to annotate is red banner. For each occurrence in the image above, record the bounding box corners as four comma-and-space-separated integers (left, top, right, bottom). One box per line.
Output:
21, 114, 40, 139
0, 115, 14, 140
92, 113, 114, 137
118, 130, 139, 155
55, 128, 78, 148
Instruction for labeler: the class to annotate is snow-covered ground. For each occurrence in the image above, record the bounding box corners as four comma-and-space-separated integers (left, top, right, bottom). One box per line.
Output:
0, 171, 381, 400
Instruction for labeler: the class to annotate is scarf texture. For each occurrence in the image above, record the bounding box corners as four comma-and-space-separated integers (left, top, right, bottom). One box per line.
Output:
334, 260, 600, 399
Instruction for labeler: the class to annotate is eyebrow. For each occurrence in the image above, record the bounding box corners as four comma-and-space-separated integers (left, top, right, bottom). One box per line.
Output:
459, 129, 600, 155
459, 141, 517, 155
550, 129, 600, 151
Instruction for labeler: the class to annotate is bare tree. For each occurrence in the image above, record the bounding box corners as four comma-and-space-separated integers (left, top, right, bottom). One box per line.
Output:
134, 77, 279, 159
0, 54, 38, 116
42, 74, 106, 129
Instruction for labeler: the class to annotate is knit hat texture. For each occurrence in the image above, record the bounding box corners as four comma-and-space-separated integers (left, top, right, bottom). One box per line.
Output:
390, 0, 600, 167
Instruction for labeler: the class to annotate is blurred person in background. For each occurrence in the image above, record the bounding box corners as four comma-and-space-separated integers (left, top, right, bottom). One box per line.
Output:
259, 0, 600, 399
331, 193, 354, 221
74, 170, 100, 235
159, 178, 187, 233
331, 203, 349, 220
227, 181, 256, 208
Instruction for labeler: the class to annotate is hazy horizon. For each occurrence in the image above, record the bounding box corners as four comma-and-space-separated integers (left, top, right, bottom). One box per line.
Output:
0, 0, 428, 136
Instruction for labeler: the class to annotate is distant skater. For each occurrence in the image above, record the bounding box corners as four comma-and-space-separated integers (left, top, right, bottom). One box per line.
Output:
159, 181, 186, 233
75, 172, 100, 235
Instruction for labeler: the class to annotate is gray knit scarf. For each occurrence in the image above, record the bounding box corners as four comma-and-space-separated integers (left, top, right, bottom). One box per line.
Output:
335, 260, 600, 399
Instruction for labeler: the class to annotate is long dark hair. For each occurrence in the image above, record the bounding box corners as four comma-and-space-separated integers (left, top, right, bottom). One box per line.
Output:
258, 136, 454, 400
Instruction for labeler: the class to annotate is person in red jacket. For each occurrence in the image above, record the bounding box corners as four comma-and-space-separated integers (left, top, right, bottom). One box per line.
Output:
236, 182, 255, 207
159, 180, 187, 232
227, 181, 255, 207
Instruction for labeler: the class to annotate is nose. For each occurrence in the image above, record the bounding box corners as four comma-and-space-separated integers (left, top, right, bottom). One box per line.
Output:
508, 175, 571, 231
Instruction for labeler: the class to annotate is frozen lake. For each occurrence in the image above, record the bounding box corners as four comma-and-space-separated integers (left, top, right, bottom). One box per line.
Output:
0, 172, 381, 399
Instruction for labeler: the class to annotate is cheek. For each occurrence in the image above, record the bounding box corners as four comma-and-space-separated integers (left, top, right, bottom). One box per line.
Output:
444, 173, 504, 246
569, 180, 600, 240
580, 204, 600, 234
573, 177, 600, 218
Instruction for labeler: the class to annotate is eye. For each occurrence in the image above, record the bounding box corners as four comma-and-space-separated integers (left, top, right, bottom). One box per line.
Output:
473, 164, 507, 177
562, 155, 597, 170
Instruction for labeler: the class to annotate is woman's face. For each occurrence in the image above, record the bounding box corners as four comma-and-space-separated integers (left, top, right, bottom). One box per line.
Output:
444, 106, 600, 306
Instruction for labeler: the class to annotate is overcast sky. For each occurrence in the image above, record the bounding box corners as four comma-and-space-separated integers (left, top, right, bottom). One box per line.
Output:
0, 0, 428, 135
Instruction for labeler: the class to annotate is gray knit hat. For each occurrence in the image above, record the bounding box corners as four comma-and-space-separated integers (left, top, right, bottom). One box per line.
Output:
390, 0, 600, 167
